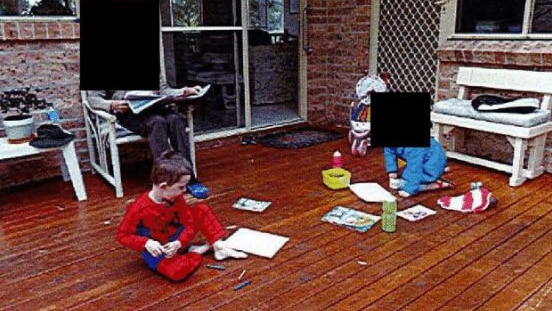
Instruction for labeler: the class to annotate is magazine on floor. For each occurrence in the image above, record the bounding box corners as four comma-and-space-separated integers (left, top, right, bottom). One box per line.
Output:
232, 197, 272, 212
396, 204, 436, 222
321, 206, 381, 233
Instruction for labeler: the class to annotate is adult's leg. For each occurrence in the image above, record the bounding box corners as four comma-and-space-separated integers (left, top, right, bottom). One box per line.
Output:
118, 113, 171, 159
166, 113, 190, 161
145, 115, 172, 159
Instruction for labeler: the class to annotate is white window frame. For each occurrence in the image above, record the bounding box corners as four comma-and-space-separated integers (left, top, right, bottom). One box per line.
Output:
439, 0, 552, 40
161, 0, 253, 136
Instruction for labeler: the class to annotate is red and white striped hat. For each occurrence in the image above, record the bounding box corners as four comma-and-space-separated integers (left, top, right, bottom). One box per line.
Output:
437, 188, 494, 213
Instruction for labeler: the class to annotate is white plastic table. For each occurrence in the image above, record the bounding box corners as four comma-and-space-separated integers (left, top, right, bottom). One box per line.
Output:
0, 138, 87, 201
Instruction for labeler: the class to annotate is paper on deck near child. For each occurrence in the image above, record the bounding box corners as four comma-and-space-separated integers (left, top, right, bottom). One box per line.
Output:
224, 228, 289, 258
349, 182, 396, 202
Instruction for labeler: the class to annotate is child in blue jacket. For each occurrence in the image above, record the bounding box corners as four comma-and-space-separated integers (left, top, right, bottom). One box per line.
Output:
384, 137, 452, 197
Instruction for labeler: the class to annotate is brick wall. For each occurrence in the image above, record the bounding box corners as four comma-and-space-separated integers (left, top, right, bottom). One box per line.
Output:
436, 40, 552, 172
0, 20, 88, 189
306, 0, 372, 126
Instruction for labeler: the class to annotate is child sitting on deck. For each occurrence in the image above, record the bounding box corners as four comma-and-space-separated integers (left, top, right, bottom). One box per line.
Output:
384, 137, 452, 198
116, 151, 246, 281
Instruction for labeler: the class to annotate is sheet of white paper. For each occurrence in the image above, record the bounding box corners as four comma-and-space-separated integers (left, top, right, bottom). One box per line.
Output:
124, 90, 156, 98
397, 204, 436, 222
349, 182, 396, 202
224, 228, 289, 259
185, 84, 211, 99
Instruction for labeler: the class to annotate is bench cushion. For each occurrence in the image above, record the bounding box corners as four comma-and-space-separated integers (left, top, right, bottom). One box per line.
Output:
433, 99, 550, 128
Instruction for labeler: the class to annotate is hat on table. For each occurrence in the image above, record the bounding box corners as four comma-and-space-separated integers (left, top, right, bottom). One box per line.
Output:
30, 124, 75, 148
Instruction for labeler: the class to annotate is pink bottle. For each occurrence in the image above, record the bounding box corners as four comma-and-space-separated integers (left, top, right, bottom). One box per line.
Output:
332, 150, 344, 168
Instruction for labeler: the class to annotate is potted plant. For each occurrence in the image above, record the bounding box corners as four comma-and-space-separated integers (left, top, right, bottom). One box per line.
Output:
0, 88, 48, 143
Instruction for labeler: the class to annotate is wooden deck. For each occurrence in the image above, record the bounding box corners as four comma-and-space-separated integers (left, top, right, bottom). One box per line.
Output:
1, 134, 552, 311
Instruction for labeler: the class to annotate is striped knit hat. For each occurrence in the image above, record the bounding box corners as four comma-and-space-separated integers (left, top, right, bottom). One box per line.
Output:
437, 187, 495, 213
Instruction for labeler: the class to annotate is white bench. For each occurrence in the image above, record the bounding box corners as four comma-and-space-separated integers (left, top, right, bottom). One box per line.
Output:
431, 67, 552, 187
81, 91, 197, 198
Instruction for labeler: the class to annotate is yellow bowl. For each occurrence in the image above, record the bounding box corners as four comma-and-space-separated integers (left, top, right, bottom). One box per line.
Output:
322, 168, 351, 190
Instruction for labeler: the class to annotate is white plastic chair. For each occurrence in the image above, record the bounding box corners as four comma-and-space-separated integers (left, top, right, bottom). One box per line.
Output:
81, 91, 197, 198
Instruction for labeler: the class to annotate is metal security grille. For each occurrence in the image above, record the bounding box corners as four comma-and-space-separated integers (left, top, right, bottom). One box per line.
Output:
376, 0, 441, 98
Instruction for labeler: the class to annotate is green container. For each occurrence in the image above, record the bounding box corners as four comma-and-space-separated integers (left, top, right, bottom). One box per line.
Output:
381, 200, 397, 233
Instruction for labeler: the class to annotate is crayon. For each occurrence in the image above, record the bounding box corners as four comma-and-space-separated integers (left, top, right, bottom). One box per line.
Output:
238, 269, 247, 280
206, 264, 225, 270
233, 280, 251, 291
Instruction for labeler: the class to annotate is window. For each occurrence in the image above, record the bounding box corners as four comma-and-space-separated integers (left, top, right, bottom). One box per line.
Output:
0, 0, 77, 16
249, 0, 284, 33
455, 0, 552, 35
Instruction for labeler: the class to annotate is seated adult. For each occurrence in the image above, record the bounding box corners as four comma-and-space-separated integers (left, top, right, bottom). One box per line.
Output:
87, 78, 207, 197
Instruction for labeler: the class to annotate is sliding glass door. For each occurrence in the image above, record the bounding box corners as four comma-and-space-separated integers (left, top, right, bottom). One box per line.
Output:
161, 0, 304, 136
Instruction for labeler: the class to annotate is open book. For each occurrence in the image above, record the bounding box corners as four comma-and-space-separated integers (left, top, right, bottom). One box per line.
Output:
321, 206, 380, 232
232, 197, 272, 212
124, 84, 211, 114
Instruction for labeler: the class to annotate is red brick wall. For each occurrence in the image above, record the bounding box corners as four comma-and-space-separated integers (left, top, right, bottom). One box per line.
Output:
0, 20, 87, 189
436, 40, 552, 173
306, 0, 372, 127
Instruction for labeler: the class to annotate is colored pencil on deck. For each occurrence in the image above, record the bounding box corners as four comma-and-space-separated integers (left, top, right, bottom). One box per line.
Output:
233, 280, 251, 291
238, 269, 246, 280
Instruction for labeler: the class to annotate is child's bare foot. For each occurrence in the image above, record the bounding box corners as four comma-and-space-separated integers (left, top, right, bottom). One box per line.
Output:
214, 247, 248, 260
213, 241, 248, 260
188, 243, 211, 255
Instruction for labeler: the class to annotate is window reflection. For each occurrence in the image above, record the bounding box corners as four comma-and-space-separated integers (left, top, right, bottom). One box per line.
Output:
0, 0, 76, 16
161, 0, 240, 27
456, 0, 551, 34
162, 32, 244, 132
456, 0, 524, 34
533, 0, 552, 33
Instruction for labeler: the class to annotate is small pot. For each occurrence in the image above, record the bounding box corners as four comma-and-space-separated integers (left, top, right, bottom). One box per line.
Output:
3, 114, 35, 143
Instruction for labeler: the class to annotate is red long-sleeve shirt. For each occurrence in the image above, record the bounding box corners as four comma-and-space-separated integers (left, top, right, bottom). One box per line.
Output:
116, 191, 197, 252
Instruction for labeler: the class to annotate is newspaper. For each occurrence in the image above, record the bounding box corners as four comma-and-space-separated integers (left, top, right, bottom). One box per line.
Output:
124, 84, 211, 114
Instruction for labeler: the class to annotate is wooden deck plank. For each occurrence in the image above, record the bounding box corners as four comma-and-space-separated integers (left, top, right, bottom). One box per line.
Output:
207, 166, 477, 311
398, 186, 552, 311
361, 200, 552, 311
480, 248, 552, 310
516, 278, 552, 311
276, 172, 548, 311
436, 213, 552, 310
1, 133, 551, 311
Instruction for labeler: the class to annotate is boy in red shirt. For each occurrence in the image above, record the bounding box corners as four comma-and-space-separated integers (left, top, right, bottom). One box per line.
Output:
116, 151, 246, 281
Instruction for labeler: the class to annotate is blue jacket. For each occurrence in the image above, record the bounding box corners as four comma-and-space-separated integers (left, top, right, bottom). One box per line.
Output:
383, 137, 447, 195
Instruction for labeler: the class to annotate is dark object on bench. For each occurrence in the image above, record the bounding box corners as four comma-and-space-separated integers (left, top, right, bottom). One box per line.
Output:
471, 95, 539, 113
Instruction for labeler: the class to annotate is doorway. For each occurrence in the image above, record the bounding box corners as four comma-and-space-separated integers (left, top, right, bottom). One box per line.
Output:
160, 0, 304, 137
